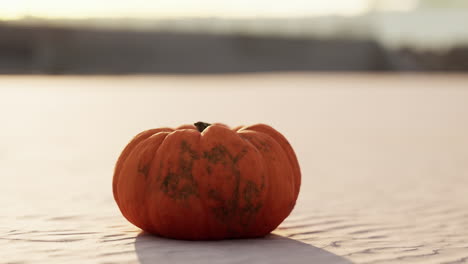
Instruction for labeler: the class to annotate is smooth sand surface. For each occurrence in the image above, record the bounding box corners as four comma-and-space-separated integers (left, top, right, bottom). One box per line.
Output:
1, 74, 467, 263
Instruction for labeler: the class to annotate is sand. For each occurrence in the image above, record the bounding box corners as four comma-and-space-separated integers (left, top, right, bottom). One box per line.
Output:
1, 74, 467, 263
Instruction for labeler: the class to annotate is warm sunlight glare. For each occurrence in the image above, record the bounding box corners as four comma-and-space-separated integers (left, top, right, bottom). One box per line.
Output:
0, 0, 371, 19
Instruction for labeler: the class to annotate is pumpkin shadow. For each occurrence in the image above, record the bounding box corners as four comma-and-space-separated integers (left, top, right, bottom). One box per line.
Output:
134, 232, 352, 264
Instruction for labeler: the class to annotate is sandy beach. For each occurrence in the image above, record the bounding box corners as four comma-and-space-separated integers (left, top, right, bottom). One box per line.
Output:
1, 74, 468, 263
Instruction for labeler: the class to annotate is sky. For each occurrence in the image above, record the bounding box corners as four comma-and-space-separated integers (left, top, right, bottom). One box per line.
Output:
0, 0, 421, 20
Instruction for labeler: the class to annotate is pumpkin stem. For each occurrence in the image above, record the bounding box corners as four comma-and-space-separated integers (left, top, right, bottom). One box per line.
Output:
194, 122, 211, 132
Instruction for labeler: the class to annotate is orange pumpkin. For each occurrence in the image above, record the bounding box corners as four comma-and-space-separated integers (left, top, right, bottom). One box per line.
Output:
113, 122, 300, 240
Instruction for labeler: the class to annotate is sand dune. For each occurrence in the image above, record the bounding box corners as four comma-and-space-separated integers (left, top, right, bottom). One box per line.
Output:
1, 74, 468, 263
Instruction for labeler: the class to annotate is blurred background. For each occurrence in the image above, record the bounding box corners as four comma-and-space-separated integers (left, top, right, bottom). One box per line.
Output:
1, 0, 468, 74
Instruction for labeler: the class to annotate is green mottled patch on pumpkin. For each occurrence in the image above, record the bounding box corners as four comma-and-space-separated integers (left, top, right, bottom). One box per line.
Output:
138, 163, 150, 179
258, 141, 272, 152
162, 172, 198, 200
239, 181, 263, 227
160, 140, 199, 200
233, 148, 248, 164
208, 189, 232, 222
206, 165, 212, 175
208, 188, 224, 202
203, 145, 229, 166
243, 180, 261, 205
204, 145, 247, 165
181, 140, 199, 160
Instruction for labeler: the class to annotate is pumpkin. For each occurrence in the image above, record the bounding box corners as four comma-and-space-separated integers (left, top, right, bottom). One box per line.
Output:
113, 122, 300, 240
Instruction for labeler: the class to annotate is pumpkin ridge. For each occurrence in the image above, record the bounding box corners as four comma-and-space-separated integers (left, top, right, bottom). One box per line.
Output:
116, 132, 170, 230
237, 129, 296, 233
113, 128, 172, 206
237, 134, 269, 235
149, 129, 204, 237
202, 144, 242, 225
239, 125, 301, 200
198, 126, 266, 237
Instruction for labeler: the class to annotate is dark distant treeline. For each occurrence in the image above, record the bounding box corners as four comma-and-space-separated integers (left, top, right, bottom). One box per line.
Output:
0, 24, 467, 74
